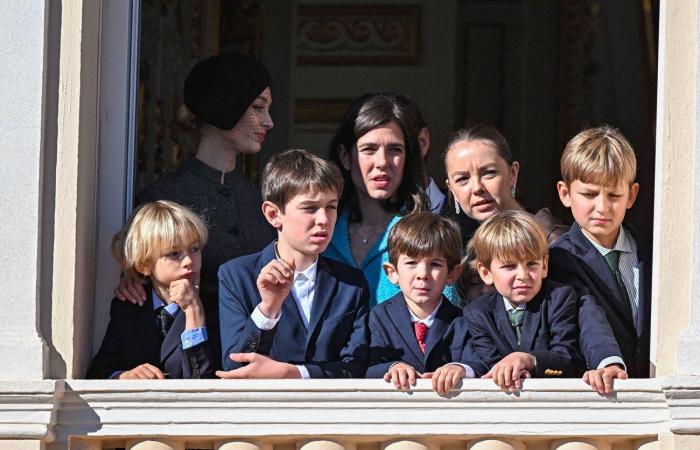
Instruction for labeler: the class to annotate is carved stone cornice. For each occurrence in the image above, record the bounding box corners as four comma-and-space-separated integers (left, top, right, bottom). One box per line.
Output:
0, 380, 64, 441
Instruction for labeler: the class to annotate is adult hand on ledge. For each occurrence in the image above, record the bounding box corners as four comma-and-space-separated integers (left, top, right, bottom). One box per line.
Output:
216, 352, 302, 379
118, 363, 166, 380
583, 364, 628, 395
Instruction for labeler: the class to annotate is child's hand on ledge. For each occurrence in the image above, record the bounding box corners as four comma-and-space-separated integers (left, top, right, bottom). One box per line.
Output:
583, 364, 628, 395
424, 364, 466, 395
118, 363, 166, 380
482, 352, 535, 392
384, 362, 418, 391
216, 352, 302, 379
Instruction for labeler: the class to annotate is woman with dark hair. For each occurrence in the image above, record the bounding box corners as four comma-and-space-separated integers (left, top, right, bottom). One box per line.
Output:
324, 93, 429, 307
443, 123, 566, 302
115, 54, 277, 357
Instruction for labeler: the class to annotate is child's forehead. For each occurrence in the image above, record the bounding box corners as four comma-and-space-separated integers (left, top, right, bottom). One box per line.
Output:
398, 251, 447, 261
290, 187, 339, 203
571, 177, 631, 191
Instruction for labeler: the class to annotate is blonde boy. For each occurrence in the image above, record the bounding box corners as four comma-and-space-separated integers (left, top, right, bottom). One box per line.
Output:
367, 212, 487, 394
87, 200, 215, 379
550, 125, 648, 393
464, 210, 584, 391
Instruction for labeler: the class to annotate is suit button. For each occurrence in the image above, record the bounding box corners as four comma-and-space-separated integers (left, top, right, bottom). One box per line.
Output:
218, 187, 231, 197
189, 356, 196, 363
193, 369, 200, 376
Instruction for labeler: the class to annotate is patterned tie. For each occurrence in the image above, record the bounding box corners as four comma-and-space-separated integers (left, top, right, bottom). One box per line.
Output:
603, 250, 635, 320
413, 322, 429, 353
156, 306, 174, 339
508, 309, 525, 345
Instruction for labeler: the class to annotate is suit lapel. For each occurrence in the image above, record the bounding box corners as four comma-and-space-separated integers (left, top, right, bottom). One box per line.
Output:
519, 295, 542, 351
160, 309, 185, 363
390, 298, 425, 364
573, 225, 635, 326
133, 296, 161, 358
493, 295, 517, 351
423, 300, 457, 360
306, 257, 337, 347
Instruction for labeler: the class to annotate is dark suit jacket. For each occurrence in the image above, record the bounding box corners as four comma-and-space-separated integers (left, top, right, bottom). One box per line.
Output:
549, 223, 650, 377
218, 242, 370, 378
87, 295, 215, 379
463, 280, 584, 378
366, 293, 488, 377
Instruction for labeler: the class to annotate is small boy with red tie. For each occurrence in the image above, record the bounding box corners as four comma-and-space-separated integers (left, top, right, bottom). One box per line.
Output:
366, 212, 487, 394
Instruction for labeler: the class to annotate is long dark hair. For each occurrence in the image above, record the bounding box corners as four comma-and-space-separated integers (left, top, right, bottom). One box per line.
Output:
329, 93, 427, 222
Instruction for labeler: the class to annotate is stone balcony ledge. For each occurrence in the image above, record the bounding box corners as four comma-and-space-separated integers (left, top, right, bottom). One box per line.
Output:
4, 377, 700, 449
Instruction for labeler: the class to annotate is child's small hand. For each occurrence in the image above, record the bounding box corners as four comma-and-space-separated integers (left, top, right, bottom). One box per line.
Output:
482, 352, 535, 392
424, 364, 466, 394
216, 352, 301, 379
583, 364, 628, 395
168, 274, 201, 311
384, 363, 419, 391
118, 363, 166, 380
257, 258, 295, 318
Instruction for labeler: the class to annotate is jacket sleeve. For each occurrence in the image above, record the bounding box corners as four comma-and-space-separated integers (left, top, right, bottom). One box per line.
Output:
450, 317, 489, 377
182, 340, 217, 379
305, 283, 370, 378
366, 309, 402, 378
86, 299, 127, 379
549, 248, 624, 370
530, 286, 583, 377
463, 303, 505, 370
218, 263, 278, 370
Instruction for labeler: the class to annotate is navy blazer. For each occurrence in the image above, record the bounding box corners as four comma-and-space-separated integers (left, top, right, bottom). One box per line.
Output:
218, 242, 370, 378
87, 296, 215, 379
463, 280, 584, 378
366, 293, 488, 378
549, 223, 650, 377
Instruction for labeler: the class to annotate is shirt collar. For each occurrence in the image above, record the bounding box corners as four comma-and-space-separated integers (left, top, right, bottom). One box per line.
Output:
407, 299, 442, 328
185, 157, 242, 185
503, 296, 526, 311
151, 289, 180, 316
274, 241, 319, 282
583, 225, 633, 255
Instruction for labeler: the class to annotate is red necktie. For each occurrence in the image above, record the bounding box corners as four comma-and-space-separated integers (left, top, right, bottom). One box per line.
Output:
414, 322, 429, 353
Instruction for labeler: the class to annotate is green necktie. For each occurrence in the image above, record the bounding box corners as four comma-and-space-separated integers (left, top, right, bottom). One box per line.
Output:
508, 308, 525, 345
603, 250, 634, 318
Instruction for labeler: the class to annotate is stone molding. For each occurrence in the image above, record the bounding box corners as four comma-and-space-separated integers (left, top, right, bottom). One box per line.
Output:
3, 378, 700, 448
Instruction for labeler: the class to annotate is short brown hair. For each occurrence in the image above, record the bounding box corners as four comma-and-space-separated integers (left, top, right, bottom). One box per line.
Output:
560, 125, 637, 186
388, 212, 462, 270
115, 200, 208, 278
469, 210, 548, 267
262, 149, 343, 211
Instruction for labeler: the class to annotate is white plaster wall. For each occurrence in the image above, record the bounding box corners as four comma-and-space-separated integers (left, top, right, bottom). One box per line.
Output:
0, 2, 48, 378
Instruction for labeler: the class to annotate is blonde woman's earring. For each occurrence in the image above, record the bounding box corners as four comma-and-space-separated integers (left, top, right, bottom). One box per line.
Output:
511, 185, 516, 198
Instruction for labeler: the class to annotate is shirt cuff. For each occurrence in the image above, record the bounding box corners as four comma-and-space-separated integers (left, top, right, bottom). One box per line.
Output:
251, 305, 282, 330
296, 365, 311, 379
597, 356, 626, 371
446, 362, 475, 379
181, 327, 208, 349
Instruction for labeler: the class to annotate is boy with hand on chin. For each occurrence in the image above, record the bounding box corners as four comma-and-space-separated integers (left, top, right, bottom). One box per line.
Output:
87, 200, 215, 379
367, 212, 487, 394
216, 149, 369, 379
550, 125, 647, 393
463, 210, 584, 392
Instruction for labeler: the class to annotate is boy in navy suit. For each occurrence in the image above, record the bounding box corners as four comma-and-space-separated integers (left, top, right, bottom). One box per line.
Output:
216, 149, 369, 379
367, 212, 487, 394
88, 200, 215, 379
464, 211, 584, 392
550, 125, 648, 392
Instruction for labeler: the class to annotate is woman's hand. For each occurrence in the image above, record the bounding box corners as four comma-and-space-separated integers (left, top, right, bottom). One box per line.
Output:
114, 272, 147, 305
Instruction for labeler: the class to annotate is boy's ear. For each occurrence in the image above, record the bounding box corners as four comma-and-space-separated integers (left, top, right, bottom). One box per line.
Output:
339, 144, 352, 171
383, 262, 399, 285
261, 201, 283, 229
541, 254, 549, 279
476, 261, 494, 285
446, 264, 463, 285
557, 181, 572, 207
626, 182, 640, 209
136, 264, 151, 277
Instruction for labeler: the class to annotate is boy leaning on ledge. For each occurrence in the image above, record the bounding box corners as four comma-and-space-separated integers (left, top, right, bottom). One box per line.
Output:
550, 125, 650, 392
367, 212, 488, 394
462, 210, 585, 392
216, 149, 369, 379
87, 200, 215, 379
